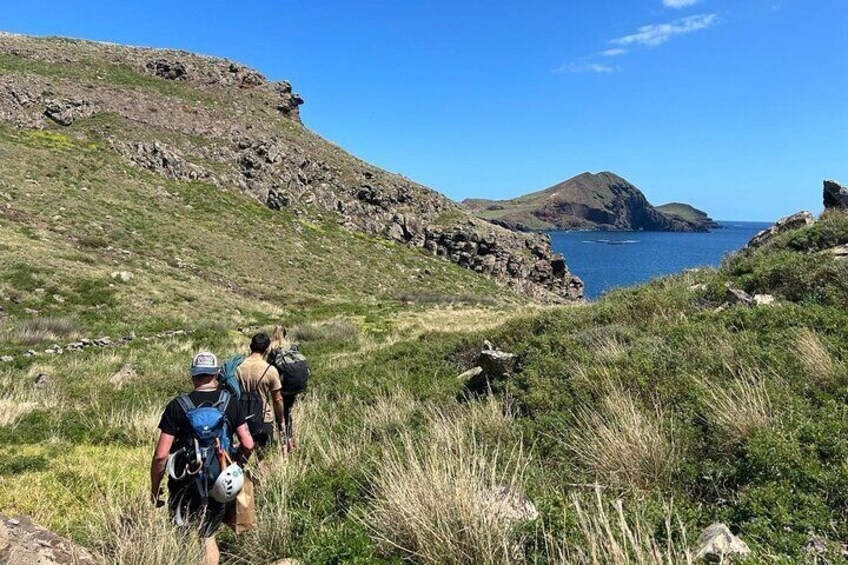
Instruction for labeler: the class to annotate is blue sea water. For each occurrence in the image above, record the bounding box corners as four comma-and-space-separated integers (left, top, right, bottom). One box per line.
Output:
549, 222, 772, 300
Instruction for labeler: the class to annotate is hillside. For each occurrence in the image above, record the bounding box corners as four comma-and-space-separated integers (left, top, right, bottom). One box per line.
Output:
463, 171, 715, 232
0, 33, 583, 303
2, 178, 846, 564
656, 202, 720, 229
1, 32, 846, 565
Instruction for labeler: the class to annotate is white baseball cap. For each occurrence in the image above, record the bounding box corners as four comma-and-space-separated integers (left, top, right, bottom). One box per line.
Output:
190, 352, 219, 377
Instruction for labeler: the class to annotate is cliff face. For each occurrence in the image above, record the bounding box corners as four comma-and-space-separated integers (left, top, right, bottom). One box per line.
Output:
0, 33, 583, 301
464, 172, 713, 233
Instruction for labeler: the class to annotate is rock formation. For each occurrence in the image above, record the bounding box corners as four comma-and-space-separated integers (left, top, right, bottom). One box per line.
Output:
823, 179, 848, 210
0, 515, 96, 564
746, 211, 816, 249
463, 172, 714, 233
0, 33, 582, 302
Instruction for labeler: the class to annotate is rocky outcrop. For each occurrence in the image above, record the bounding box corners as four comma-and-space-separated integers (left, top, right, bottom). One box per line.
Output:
746, 211, 816, 249
0, 33, 581, 301
693, 523, 750, 563
115, 141, 213, 183
43, 98, 95, 126
0, 515, 96, 564
823, 179, 848, 210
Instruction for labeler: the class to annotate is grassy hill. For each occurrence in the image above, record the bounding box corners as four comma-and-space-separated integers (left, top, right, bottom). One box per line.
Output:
656, 202, 720, 228
0, 34, 846, 565
463, 172, 715, 233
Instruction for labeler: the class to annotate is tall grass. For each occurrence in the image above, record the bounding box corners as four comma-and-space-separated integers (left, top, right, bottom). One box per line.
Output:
94, 492, 202, 565
548, 489, 692, 565
700, 371, 773, 445
8, 316, 81, 345
794, 328, 839, 389
362, 405, 530, 565
566, 388, 676, 491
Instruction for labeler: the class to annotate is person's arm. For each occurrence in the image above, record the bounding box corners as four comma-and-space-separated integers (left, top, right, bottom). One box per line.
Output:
151, 432, 174, 504
235, 423, 254, 465
271, 389, 285, 432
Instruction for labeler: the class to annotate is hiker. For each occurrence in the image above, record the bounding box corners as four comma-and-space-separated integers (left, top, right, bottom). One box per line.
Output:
151, 352, 255, 565
267, 325, 310, 452
236, 332, 284, 451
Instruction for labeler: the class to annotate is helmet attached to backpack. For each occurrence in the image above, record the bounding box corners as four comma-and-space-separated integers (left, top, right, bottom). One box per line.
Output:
211, 463, 244, 503
169, 390, 243, 504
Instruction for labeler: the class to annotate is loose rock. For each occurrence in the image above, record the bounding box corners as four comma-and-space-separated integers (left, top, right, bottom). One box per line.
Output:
110, 271, 134, 282
33, 373, 52, 389
694, 523, 750, 563
725, 287, 753, 307
753, 294, 776, 306
109, 364, 137, 387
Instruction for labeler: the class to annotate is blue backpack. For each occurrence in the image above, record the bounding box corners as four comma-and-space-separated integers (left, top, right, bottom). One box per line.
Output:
217, 355, 244, 400
173, 391, 233, 502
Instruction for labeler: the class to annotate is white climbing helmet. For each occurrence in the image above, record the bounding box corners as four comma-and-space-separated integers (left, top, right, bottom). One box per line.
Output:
210, 463, 244, 503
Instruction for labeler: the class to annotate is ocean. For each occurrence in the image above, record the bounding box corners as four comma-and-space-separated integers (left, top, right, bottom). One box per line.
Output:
548, 221, 772, 300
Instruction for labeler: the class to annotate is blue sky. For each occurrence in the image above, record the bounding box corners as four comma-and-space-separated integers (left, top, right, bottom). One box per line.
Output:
2, 1, 846, 221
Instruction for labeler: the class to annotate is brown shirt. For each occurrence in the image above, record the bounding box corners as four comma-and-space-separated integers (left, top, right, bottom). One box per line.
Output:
236, 355, 282, 424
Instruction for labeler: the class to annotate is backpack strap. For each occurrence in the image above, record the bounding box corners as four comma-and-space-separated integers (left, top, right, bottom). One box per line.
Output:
176, 394, 196, 415
215, 389, 231, 414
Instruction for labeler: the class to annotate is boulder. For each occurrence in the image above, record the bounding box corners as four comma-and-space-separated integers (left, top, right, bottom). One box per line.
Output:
110, 271, 134, 282
823, 180, 848, 210
145, 58, 188, 80
752, 294, 776, 306
109, 364, 137, 387
823, 244, 848, 260
694, 523, 750, 563
33, 373, 51, 389
745, 211, 816, 249
0, 355, 13, 363
477, 485, 539, 523
725, 287, 753, 307
43, 98, 95, 126
0, 515, 96, 564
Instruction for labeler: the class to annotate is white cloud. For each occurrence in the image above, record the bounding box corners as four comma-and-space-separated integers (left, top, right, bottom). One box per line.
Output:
599, 48, 627, 57
611, 13, 718, 47
555, 62, 618, 74
663, 0, 700, 8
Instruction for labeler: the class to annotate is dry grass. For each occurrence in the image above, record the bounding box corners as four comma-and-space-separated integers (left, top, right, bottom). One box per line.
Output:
548, 488, 692, 565
289, 317, 360, 344
794, 328, 839, 388
700, 371, 772, 444
566, 388, 676, 491
362, 406, 530, 565
0, 366, 62, 426
7, 315, 81, 345
94, 492, 202, 565
84, 400, 162, 446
